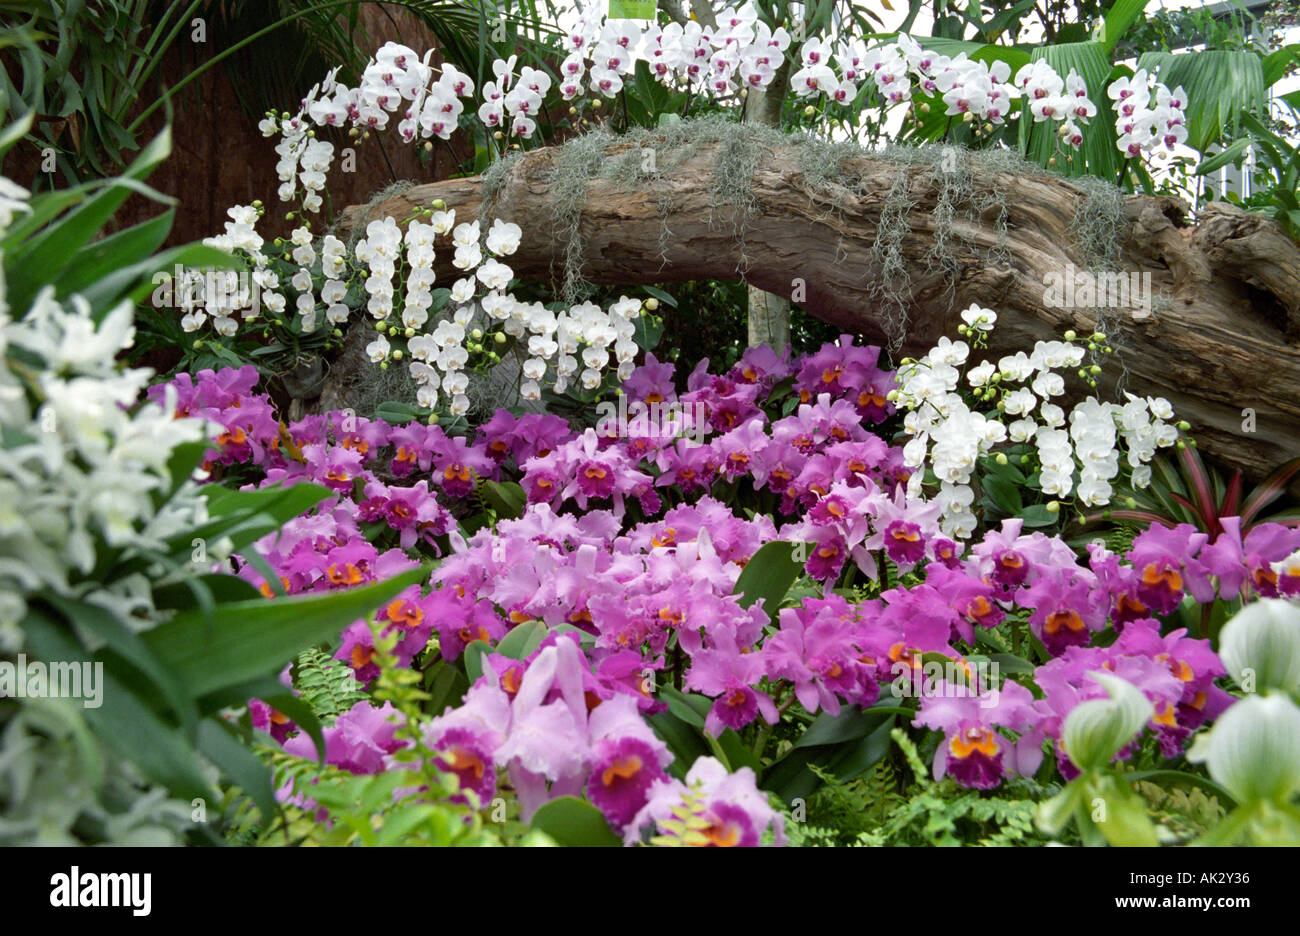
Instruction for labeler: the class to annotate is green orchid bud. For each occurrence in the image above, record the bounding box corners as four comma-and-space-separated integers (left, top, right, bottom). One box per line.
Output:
644, 297, 659, 311
388, 326, 397, 336
392, 349, 403, 360
193, 339, 204, 350
494, 332, 507, 345
427, 414, 439, 426
431, 199, 446, 210
1089, 364, 1102, 375
1218, 598, 1300, 695
332, 329, 343, 338
1062, 672, 1153, 772
1046, 500, 1060, 514
1187, 694, 1300, 806
405, 328, 415, 338
471, 328, 483, 340
1064, 330, 1077, 341
995, 453, 1008, 466
804, 105, 816, 116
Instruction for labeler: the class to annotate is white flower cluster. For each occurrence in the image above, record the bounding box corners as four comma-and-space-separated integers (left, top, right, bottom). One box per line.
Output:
893, 305, 1178, 536
191, 205, 285, 336
258, 48, 473, 203
343, 211, 641, 414
1109, 69, 1187, 160
557, 3, 790, 106
259, 105, 334, 213
792, 35, 1105, 151
1015, 60, 1097, 148
480, 56, 553, 139
0, 179, 210, 643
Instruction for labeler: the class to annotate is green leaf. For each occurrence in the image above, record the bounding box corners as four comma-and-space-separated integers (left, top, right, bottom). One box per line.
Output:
196, 719, 277, 823
529, 796, 622, 846
733, 540, 803, 622
1018, 504, 1060, 528
984, 474, 1023, 514
480, 480, 525, 520
5, 126, 173, 313
659, 685, 710, 729
648, 709, 709, 780
463, 639, 491, 685
1101, 0, 1148, 54
22, 609, 215, 803
141, 565, 429, 698
1136, 50, 1266, 152
1196, 138, 1252, 175
496, 618, 547, 659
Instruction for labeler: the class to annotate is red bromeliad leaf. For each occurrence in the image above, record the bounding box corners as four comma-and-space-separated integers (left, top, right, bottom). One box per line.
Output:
1177, 444, 1217, 531
1241, 456, 1300, 528
1082, 509, 1177, 528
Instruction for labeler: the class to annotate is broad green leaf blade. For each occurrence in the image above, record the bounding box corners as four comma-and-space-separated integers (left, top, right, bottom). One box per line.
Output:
141, 565, 429, 698
732, 540, 803, 622
529, 795, 622, 846
22, 608, 215, 803
56, 209, 173, 300
1136, 50, 1266, 152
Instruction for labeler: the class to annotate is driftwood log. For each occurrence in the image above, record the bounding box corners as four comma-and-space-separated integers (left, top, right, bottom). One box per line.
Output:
335, 131, 1300, 485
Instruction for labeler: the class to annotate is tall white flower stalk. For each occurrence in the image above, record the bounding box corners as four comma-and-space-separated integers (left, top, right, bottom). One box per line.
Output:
891, 306, 1179, 536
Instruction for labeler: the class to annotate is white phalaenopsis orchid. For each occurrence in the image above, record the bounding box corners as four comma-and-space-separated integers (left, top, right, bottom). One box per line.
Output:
893, 309, 1178, 534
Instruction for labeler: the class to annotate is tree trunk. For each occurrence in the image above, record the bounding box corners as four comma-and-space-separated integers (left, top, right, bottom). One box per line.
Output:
333, 129, 1300, 485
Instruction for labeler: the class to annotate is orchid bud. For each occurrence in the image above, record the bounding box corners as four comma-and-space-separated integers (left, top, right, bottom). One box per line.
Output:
1062, 672, 1152, 772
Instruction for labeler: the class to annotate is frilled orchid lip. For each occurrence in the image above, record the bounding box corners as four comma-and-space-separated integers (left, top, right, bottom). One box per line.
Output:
1152, 700, 1178, 727
949, 726, 1000, 760
1156, 652, 1194, 681
444, 463, 472, 482
600, 755, 643, 788
385, 598, 423, 627
1141, 563, 1183, 591
651, 527, 677, 547
327, 563, 365, 585
457, 623, 491, 645
1044, 608, 1086, 635
350, 643, 373, 670
964, 595, 997, 623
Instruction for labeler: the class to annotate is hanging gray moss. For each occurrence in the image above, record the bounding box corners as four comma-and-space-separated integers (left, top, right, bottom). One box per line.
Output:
1067, 174, 1126, 271
870, 168, 918, 353
472, 120, 1131, 357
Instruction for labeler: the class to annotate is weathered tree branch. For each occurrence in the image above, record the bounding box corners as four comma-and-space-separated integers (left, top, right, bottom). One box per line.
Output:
335, 130, 1300, 484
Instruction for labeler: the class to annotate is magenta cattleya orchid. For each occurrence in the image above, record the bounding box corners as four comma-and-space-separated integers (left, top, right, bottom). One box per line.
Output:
913, 678, 1042, 789
147, 325, 1277, 845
